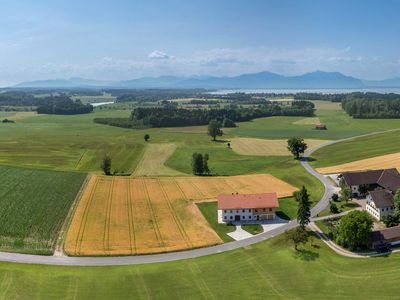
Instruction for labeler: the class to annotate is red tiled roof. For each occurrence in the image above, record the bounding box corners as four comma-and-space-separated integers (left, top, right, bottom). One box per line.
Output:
217, 193, 279, 210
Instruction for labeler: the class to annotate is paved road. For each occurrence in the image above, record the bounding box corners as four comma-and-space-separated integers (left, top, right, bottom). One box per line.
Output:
0, 130, 393, 266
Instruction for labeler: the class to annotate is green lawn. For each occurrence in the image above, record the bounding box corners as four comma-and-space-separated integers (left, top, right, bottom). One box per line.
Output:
196, 202, 234, 242
0, 166, 86, 254
2, 234, 400, 298
241, 224, 263, 235
317, 199, 360, 217
311, 130, 400, 168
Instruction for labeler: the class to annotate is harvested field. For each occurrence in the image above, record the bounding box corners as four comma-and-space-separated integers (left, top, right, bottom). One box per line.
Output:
317, 152, 400, 174
292, 117, 321, 125
133, 143, 185, 176
8, 112, 38, 120
65, 174, 296, 256
231, 137, 330, 156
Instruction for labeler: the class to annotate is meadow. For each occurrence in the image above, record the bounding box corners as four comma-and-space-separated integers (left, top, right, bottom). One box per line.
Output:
312, 130, 400, 168
65, 174, 296, 255
0, 166, 86, 254
3, 234, 400, 299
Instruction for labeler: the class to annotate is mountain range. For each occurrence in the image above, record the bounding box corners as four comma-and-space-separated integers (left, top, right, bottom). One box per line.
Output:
12, 71, 400, 89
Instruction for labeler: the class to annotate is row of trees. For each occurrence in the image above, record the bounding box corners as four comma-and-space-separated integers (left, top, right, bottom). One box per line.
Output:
191, 153, 210, 175
342, 93, 400, 118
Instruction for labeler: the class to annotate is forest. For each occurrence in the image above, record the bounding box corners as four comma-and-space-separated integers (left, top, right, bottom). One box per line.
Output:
94, 100, 315, 128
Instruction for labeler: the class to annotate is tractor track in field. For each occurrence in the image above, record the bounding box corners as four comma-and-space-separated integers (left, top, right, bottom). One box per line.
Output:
0, 129, 397, 266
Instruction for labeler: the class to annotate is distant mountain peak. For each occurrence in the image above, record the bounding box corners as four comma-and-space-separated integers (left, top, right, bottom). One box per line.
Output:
12, 71, 400, 89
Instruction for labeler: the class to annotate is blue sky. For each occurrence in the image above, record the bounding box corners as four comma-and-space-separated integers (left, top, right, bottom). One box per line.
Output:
0, 0, 399, 86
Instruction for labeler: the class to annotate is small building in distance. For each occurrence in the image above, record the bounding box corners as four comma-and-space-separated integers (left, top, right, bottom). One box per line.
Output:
315, 123, 327, 130
217, 192, 279, 224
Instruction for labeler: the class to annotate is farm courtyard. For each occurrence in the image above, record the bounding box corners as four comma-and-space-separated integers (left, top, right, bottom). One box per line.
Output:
65, 174, 296, 255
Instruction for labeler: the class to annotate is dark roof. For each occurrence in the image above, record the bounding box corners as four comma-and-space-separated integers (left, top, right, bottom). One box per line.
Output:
377, 170, 400, 192
218, 193, 279, 210
369, 189, 394, 208
343, 168, 400, 192
372, 225, 400, 243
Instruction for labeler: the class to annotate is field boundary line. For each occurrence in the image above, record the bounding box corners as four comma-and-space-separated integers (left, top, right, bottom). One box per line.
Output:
126, 178, 136, 254
57, 174, 91, 255
132, 144, 148, 176
158, 179, 193, 248
74, 150, 87, 170
142, 178, 165, 250
75, 176, 99, 255
103, 177, 115, 255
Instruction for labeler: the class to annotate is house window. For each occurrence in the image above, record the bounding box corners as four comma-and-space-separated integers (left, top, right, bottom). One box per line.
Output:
248, 209, 251, 212
230, 216, 233, 220
230, 210, 232, 213
224, 210, 227, 213
263, 208, 266, 212
255, 209, 258, 213
224, 216, 227, 220
249, 216, 251, 219
242, 209, 245, 212
242, 215, 245, 219
236, 210, 239, 213
269, 208, 272, 212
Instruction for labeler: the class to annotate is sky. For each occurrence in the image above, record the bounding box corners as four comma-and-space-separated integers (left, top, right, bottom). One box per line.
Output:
0, 0, 399, 86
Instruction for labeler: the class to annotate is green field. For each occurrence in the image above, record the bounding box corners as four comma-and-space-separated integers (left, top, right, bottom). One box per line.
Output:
196, 202, 235, 242
231, 102, 400, 140
0, 166, 86, 254
241, 224, 263, 234
311, 130, 400, 168
1, 234, 400, 298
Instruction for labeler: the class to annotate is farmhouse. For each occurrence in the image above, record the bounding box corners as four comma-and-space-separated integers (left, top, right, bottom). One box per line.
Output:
366, 189, 395, 220
218, 192, 279, 223
342, 168, 400, 220
342, 168, 400, 198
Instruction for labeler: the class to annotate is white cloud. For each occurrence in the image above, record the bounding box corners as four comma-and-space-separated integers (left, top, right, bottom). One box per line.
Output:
148, 50, 172, 60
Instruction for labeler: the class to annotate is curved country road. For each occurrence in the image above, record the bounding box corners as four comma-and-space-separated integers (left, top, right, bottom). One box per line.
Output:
0, 130, 393, 266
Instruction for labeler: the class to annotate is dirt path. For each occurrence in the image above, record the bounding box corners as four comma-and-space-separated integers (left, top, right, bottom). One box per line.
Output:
133, 143, 185, 176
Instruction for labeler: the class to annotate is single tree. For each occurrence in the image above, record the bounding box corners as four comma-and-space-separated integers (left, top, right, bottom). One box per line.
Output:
297, 186, 311, 229
101, 155, 112, 176
337, 210, 373, 250
331, 193, 339, 202
382, 214, 400, 228
286, 227, 309, 251
191, 153, 204, 175
358, 184, 369, 195
296, 186, 311, 229
341, 186, 352, 203
207, 119, 223, 141
330, 202, 339, 214
144, 134, 150, 142
394, 189, 400, 214
287, 137, 308, 159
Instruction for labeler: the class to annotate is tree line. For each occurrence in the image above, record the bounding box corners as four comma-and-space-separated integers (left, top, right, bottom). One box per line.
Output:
37, 96, 93, 115
342, 93, 400, 118
94, 101, 314, 129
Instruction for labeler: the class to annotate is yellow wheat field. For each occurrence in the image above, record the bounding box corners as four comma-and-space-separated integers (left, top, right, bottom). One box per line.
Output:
231, 137, 330, 156
317, 152, 400, 174
65, 174, 297, 256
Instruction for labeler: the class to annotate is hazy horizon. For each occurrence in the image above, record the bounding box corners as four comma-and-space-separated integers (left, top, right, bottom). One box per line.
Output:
1, 0, 399, 86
